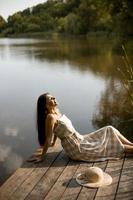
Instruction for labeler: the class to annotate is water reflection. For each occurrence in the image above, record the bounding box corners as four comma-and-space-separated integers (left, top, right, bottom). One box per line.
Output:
0, 144, 23, 168
4, 127, 18, 137
1, 37, 132, 80
0, 144, 23, 184
0, 144, 11, 162
92, 78, 133, 141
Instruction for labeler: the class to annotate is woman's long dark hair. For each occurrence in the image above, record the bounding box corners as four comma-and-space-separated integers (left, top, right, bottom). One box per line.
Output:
37, 93, 49, 146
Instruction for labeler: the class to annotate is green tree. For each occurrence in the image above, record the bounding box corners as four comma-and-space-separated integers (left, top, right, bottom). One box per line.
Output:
51, 2, 68, 17
103, 0, 133, 36
58, 13, 82, 34
22, 8, 31, 16
1, 0, 133, 36
39, 14, 55, 31
7, 12, 24, 33
25, 23, 41, 32
0, 16, 7, 33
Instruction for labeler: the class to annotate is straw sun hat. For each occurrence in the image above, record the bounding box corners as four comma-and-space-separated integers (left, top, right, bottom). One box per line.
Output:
76, 167, 112, 188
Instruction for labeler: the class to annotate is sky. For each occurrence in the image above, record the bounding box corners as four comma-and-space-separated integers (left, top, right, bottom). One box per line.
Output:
0, 0, 46, 20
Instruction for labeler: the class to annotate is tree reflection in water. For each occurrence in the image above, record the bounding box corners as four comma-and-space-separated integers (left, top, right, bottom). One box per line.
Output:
92, 78, 133, 141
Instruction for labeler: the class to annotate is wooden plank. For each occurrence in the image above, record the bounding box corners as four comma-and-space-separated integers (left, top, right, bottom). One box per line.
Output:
23, 151, 69, 200
1, 141, 132, 200
115, 156, 133, 200
77, 161, 107, 200
0, 163, 35, 200
0, 139, 62, 200
94, 158, 124, 200
59, 161, 94, 200
44, 160, 80, 200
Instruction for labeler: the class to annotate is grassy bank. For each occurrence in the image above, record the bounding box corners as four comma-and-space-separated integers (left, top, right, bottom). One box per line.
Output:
0, 30, 115, 39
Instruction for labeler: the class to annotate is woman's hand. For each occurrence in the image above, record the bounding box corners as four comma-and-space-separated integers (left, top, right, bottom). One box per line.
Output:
27, 156, 39, 162
34, 156, 44, 163
49, 135, 57, 147
49, 141, 55, 147
27, 155, 44, 163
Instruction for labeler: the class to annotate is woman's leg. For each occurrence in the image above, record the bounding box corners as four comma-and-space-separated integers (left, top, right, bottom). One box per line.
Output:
107, 126, 133, 154
124, 145, 133, 153
116, 132, 133, 146
117, 132, 133, 146
108, 126, 133, 146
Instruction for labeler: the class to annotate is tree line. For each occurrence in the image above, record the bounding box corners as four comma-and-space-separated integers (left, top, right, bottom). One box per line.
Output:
0, 0, 133, 37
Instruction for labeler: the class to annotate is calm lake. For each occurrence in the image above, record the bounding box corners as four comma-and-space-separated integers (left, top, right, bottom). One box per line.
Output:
0, 36, 132, 185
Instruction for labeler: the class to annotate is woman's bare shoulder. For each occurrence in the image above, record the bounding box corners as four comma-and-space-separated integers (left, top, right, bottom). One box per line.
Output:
46, 114, 57, 121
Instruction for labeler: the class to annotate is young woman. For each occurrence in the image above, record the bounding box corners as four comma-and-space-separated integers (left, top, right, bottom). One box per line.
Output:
28, 93, 133, 163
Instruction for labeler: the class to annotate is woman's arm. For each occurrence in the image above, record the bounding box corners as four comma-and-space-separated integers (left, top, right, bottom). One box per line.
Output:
50, 134, 57, 146
42, 114, 56, 156
35, 114, 56, 162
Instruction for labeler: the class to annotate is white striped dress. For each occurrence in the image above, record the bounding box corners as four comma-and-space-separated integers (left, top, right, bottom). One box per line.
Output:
54, 114, 125, 161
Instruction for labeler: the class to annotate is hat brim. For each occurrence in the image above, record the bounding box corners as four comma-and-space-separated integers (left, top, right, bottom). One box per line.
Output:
76, 172, 112, 188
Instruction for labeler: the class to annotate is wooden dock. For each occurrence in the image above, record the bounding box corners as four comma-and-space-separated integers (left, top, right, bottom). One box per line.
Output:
0, 139, 133, 200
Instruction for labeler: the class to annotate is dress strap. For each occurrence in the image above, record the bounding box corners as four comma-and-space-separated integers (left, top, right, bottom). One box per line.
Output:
57, 114, 64, 121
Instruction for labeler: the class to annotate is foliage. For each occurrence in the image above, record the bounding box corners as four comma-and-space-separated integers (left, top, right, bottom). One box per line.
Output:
117, 45, 133, 106
92, 78, 133, 140
0, 16, 7, 33
93, 45, 133, 138
0, 0, 133, 36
